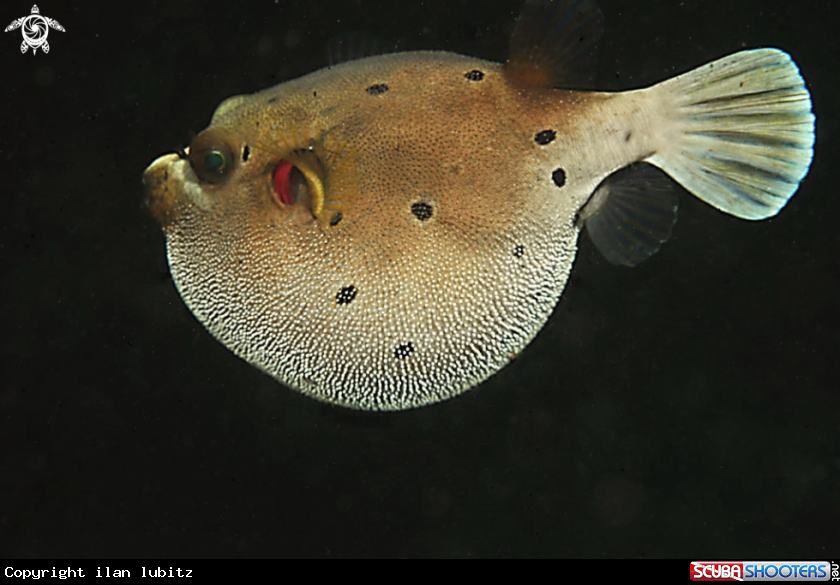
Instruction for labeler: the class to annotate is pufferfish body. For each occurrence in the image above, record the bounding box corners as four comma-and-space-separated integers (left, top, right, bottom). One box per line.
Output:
143, 0, 815, 410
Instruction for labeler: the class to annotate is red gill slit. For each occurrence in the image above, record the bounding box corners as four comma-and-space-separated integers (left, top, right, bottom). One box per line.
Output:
273, 160, 295, 205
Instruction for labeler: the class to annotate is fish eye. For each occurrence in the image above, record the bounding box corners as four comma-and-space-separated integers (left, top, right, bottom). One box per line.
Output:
203, 150, 226, 172
188, 129, 236, 184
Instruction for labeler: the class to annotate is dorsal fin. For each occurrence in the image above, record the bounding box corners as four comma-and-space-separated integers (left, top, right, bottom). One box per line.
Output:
326, 32, 391, 66
505, 0, 604, 89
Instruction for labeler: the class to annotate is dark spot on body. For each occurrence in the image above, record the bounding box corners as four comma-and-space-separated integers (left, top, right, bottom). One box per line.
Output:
552, 168, 567, 188
313, 90, 318, 97
242, 145, 251, 162
330, 212, 343, 226
465, 69, 485, 81
411, 202, 433, 221
395, 342, 415, 359
267, 97, 278, 104
624, 131, 632, 142
535, 130, 556, 145
367, 83, 389, 96
336, 285, 357, 305
513, 244, 525, 258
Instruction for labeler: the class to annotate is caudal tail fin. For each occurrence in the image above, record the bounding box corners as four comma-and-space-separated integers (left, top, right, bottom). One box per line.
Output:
646, 48, 815, 220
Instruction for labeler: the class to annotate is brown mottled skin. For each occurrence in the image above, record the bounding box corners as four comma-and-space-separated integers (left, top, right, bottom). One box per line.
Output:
143, 51, 656, 410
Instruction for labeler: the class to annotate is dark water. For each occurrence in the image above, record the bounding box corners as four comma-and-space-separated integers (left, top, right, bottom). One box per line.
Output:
2, 0, 838, 558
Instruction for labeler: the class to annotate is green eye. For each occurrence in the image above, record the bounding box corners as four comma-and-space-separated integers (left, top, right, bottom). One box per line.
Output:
204, 150, 226, 172
187, 129, 236, 184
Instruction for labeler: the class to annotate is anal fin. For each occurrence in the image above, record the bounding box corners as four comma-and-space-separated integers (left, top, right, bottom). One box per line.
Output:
580, 163, 679, 267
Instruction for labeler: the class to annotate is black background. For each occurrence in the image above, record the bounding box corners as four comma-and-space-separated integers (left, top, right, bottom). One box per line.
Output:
2, 0, 837, 558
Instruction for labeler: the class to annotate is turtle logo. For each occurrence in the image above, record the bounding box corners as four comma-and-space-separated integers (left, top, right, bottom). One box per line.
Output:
5, 5, 64, 55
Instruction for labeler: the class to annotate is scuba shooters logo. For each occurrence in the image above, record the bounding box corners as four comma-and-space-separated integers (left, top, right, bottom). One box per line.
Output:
690, 561, 837, 581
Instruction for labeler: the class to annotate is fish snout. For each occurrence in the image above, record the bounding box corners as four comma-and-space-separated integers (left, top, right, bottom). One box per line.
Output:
143, 153, 183, 230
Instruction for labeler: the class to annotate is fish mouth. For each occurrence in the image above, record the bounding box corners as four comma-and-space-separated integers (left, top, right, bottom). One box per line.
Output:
142, 153, 183, 230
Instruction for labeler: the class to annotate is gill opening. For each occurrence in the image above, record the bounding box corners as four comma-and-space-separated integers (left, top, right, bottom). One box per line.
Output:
272, 149, 326, 217
225, 124, 357, 225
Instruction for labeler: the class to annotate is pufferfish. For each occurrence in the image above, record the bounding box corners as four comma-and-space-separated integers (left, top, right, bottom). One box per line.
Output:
143, 0, 815, 411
